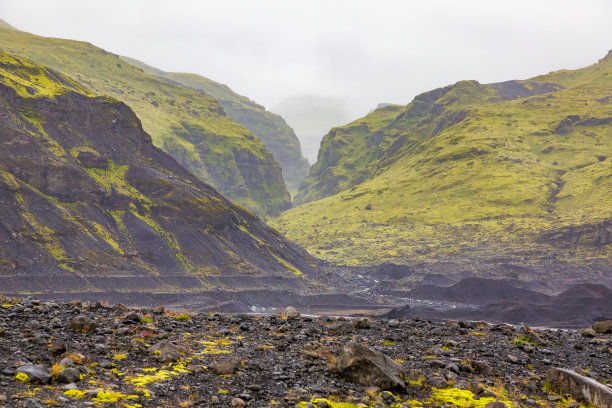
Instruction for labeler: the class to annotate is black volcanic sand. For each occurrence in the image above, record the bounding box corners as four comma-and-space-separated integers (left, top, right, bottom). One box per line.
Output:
385, 279, 612, 329
1, 296, 611, 407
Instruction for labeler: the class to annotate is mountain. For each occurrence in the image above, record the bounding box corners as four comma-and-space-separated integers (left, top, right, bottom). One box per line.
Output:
272, 52, 612, 285
273, 95, 352, 163
0, 51, 322, 300
120, 56, 310, 195
0, 25, 290, 217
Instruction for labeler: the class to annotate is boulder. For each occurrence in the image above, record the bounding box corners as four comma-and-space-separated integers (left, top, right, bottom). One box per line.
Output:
16, 365, 51, 384
279, 306, 300, 319
547, 368, 612, 408
592, 320, 612, 334
335, 342, 405, 391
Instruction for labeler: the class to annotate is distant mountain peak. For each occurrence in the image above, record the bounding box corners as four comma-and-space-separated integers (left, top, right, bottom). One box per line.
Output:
600, 49, 612, 62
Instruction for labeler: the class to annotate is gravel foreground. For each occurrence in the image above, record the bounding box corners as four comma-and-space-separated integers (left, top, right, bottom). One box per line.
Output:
0, 296, 611, 408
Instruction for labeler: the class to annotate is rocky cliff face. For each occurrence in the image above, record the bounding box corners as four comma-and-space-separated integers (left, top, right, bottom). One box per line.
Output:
118, 60, 311, 195
0, 27, 291, 217
0, 51, 320, 297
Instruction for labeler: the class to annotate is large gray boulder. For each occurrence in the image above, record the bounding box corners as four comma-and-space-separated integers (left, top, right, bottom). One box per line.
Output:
335, 342, 405, 391
547, 368, 612, 408
16, 365, 51, 384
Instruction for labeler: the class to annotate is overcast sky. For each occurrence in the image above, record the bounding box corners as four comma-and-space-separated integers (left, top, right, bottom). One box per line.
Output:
2, 0, 612, 159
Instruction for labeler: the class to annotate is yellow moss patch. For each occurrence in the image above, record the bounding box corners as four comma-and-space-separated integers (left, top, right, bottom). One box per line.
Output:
15, 372, 30, 382
430, 388, 513, 408
93, 390, 139, 402
113, 353, 128, 361
63, 389, 85, 399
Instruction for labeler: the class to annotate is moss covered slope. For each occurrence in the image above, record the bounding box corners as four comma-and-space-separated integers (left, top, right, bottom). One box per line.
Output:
0, 27, 290, 216
121, 56, 310, 194
0, 51, 321, 295
272, 54, 612, 272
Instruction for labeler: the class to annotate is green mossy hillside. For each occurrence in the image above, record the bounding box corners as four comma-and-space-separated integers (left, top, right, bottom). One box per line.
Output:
0, 27, 290, 216
121, 56, 310, 194
0, 51, 320, 295
272, 53, 612, 270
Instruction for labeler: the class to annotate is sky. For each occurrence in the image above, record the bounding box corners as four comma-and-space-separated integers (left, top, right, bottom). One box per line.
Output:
2, 0, 612, 161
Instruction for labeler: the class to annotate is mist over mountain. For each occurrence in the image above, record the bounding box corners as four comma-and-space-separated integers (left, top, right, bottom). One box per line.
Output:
272, 95, 353, 163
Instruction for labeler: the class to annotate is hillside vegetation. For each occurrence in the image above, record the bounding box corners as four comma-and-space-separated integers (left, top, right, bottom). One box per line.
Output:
0, 26, 290, 216
273, 52, 612, 274
0, 51, 321, 296
121, 56, 310, 194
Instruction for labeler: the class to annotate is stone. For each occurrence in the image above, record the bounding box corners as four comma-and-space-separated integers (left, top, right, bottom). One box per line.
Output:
353, 318, 371, 329
581, 328, 596, 338
329, 321, 353, 335
16, 365, 51, 384
131, 338, 147, 350
49, 342, 67, 356
547, 367, 612, 407
69, 315, 96, 334
484, 402, 508, 408
231, 397, 246, 407
468, 360, 492, 375
213, 360, 241, 375
335, 342, 405, 391
279, 306, 300, 319
123, 312, 143, 324
59, 358, 75, 367
507, 354, 518, 364
56, 367, 80, 383
593, 320, 612, 334
427, 376, 448, 388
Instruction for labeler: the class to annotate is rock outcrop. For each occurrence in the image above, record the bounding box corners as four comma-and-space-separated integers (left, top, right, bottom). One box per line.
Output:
547, 368, 612, 408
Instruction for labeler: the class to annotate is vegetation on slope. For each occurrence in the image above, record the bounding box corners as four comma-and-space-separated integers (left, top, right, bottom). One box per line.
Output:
0, 51, 320, 294
121, 56, 310, 194
272, 54, 612, 269
0, 27, 290, 216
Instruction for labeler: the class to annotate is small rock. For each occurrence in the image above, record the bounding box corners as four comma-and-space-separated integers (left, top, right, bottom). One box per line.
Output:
548, 395, 562, 402
123, 312, 143, 324
69, 315, 96, 334
427, 376, 448, 389
581, 328, 596, 338
506, 354, 518, 364
213, 360, 241, 375
484, 402, 508, 408
131, 338, 147, 350
49, 342, 67, 357
231, 397, 246, 407
56, 368, 80, 384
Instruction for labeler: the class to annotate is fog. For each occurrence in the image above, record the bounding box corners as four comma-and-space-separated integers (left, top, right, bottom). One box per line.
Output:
2, 0, 612, 161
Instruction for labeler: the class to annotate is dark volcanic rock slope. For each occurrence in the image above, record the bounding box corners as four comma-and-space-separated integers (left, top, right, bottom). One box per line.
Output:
0, 51, 321, 296
0, 26, 291, 217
